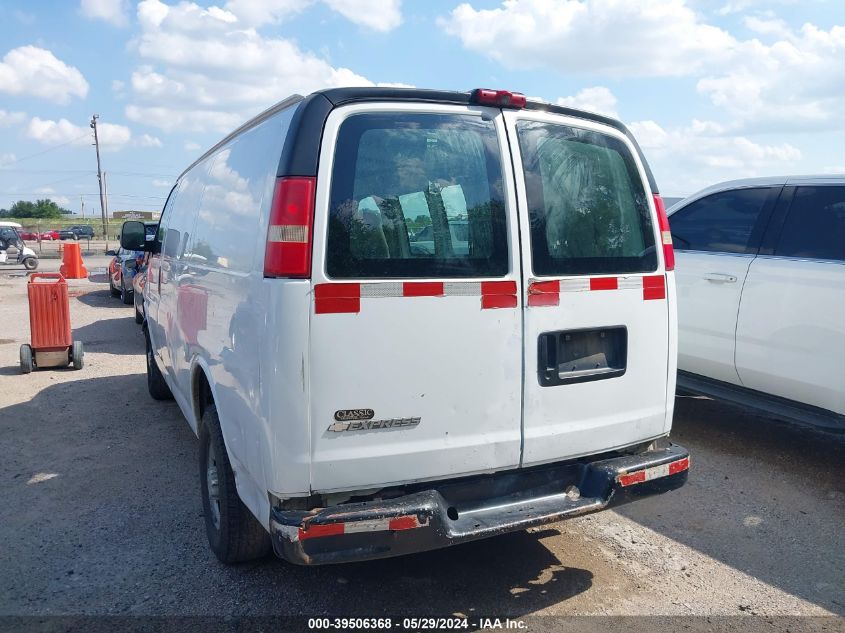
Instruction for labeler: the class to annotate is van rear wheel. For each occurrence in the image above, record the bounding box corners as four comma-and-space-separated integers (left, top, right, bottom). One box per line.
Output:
199, 405, 271, 564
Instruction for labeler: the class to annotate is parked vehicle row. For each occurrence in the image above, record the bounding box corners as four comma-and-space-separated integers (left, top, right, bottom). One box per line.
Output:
106, 222, 156, 308
17, 225, 97, 241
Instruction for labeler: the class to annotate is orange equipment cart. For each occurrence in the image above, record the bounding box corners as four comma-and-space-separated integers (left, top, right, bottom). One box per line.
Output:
20, 273, 83, 373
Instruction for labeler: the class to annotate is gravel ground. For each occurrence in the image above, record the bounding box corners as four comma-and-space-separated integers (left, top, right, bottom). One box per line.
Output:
0, 259, 843, 621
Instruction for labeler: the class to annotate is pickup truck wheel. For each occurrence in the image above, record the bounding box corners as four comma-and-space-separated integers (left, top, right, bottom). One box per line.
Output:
199, 405, 271, 563
145, 330, 173, 401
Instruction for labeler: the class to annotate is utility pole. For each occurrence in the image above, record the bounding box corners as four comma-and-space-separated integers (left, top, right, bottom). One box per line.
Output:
90, 115, 107, 240
80, 195, 84, 218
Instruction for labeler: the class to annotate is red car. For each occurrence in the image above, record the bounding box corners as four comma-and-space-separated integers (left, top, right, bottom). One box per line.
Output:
18, 230, 38, 240
40, 230, 60, 241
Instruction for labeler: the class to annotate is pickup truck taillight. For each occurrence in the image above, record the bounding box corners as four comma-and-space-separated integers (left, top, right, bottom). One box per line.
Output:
264, 177, 316, 278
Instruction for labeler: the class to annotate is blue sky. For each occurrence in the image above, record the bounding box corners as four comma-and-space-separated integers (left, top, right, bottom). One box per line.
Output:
1, 0, 844, 214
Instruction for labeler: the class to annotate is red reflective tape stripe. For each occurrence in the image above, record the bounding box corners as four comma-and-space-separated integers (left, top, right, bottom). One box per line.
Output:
315, 283, 361, 314
590, 277, 618, 291
528, 293, 559, 307
298, 522, 345, 540
481, 280, 517, 310
527, 280, 560, 307
482, 294, 518, 309
528, 280, 560, 294
618, 471, 646, 487
481, 280, 517, 295
643, 275, 666, 300
669, 457, 690, 475
402, 282, 444, 297
388, 516, 419, 531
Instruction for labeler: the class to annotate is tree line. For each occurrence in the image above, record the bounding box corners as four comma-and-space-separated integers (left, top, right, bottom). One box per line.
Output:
0, 199, 73, 219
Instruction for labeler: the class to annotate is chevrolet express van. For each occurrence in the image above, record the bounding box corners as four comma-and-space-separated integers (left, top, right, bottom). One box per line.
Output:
121, 88, 689, 565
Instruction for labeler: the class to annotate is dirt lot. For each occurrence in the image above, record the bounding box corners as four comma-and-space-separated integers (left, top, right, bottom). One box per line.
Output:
0, 259, 843, 621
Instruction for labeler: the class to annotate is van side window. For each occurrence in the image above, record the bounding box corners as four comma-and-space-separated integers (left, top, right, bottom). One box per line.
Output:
517, 121, 657, 276
774, 186, 845, 262
669, 188, 771, 254
326, 113, 509, 278
189, 109, 295, 271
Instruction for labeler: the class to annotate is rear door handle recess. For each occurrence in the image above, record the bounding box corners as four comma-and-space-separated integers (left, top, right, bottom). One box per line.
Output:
703, 272, 737, 283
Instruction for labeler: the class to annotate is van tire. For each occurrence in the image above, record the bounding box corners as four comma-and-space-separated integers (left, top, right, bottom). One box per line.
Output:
145, 330, 173, 401
199, 405, 271, 564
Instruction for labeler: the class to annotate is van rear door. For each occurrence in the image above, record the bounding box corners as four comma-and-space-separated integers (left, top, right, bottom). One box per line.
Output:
506, 111, 672, 465
308, 105, 523, 493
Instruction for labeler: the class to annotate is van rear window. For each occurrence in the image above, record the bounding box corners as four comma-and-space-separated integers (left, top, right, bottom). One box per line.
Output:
516, 121, 657, 276
326, 113, 509, 279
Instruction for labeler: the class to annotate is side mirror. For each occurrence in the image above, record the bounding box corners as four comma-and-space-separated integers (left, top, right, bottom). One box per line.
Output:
120, 221, 148, 251
105, 249, 117, 256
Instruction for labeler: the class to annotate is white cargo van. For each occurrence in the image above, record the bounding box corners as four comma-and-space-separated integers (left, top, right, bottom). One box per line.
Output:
121, 88, 689, 565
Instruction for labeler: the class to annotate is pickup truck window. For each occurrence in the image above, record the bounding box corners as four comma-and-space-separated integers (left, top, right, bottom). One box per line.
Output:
670, 188, 771, 254
327, 112, 509, 279
775, 186, 845, 262
516, 121, 657, 276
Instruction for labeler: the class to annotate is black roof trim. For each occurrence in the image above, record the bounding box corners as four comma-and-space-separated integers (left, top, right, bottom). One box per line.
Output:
183, 87, 659, 193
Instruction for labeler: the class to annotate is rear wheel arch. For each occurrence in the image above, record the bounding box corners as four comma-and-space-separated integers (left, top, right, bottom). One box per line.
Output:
192, 364, 215, 434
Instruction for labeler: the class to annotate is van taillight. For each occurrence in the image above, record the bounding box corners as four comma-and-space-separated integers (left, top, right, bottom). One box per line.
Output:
653, 194, 675, 271
264, 177, 316, 278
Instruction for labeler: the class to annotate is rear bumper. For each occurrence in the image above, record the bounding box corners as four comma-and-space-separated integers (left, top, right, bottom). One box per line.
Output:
270, 442, 689, 565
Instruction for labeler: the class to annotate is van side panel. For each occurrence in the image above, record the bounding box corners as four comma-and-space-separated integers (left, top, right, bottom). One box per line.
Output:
155, 109, 296, 524
263, 281, 313, 497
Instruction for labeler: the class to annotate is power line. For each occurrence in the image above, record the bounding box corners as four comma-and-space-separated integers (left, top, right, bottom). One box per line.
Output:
2, 133, 91, 167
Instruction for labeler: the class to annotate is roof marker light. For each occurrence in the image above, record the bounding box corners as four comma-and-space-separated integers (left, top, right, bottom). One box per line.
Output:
471, 89, 527, 109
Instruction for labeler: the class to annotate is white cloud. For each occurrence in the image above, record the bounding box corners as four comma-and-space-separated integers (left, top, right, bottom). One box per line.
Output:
52, 195, 71, 206
126, 0, 386, 133
443, 1, 845, 132
695, 23, 845, 130
27, 117, 132, 150
0, 153, 15, 167
184, 141, 202, 151
323, 0, 402, 32
629, 118, 801, 194
152, 179, 172, 187
80, 0, 130, 26
0, 46, 89, 103
556, 86, 618, 118
440, 0, 735, 77
222, 0, 306, 26
717, 0, 796, 15
0, 109, 26, 127
822, 166, 845, 175
222, 0, 402, 30
137, 133, 163, 147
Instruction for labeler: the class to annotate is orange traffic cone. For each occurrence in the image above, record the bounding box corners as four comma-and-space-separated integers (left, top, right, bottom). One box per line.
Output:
59, 242, 88, 279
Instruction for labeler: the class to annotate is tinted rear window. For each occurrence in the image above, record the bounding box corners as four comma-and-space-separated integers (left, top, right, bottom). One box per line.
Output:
516, 121, 657, 276
775, 186, 845, 262
326, 113, 509, 279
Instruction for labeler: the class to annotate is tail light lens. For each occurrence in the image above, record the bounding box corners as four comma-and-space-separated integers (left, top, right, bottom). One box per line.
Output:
264, 177, 316, 278
653, 194, 675, 271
